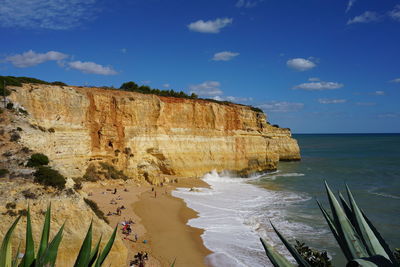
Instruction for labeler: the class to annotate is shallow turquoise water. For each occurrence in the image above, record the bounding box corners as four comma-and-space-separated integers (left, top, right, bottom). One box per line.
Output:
255, 134, 400, 265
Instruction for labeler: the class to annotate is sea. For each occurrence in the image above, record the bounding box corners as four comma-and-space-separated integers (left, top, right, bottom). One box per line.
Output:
172, 134, 400, 266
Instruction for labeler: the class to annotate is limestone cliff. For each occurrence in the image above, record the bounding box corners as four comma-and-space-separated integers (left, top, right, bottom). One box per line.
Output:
0, 181, 127, 267
8, 83, 300, 182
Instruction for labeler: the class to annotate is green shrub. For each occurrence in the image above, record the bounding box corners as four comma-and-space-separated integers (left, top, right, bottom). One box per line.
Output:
34, 166, 66, 189
83, 164, 99, 182
0, 168, 9, 177
51, 81, 67, 86
18, 108, 28, 115
10, 132, 20, 142
27, 153, 49, 167
120, 81, 197, 99
99, 162, 129, 180
250, 106, 263, 113
84, 198, 109, 223
295, 240, 332, 267
6, 102, 13, 110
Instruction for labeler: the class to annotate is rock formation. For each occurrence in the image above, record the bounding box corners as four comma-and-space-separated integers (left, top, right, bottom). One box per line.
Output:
8, 83, 300, 183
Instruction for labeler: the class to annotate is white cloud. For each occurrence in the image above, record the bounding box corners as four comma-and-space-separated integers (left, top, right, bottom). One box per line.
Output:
68, 61, 117, 75
235, 0, 263, 8
293, 81, 344, 91
389, 5, 400, 21
189, 81, 223, 96
0, 0, 97, 30
5, 50, 68, 67
141, 80, 151, 84
356, 102, 376, 106
162, 83, 170, 88
286, 58, 316, 71
318, 98, 347, 104
258, 101, 304, 113
390, 78, 400, 83
120, 48, 127, 54
377, 112, 400, 118
188, 18, 233, 34
371, 90, 385, 96
308, 77, 320, 82
346, 0, 357, 13
212, 51, 240, 61
347, 11, 380, 25
213, 95, 252, 102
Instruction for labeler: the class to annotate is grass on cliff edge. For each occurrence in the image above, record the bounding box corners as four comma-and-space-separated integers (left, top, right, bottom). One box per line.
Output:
1, 75, 264, 114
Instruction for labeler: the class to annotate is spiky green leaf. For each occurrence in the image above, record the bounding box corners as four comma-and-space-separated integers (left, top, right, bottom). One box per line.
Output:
339, 192, 356, 228
260, 238, 295, 267
36, 204, 51, 261
11, 242, 21, 267
94, 226, 117, 267
270, 222, 311, 267
170, 258, 176, 267
0, 216, 21, 267
348, 255, 395, 266
361, 210, 400, 265
316, 199, 352, 261
74, 221, 93, 267
325, 182, 368, 260
21, 207, 35, 267
346, 185, 390, 261
89, 236, 102, 267
37, 223, 65, 267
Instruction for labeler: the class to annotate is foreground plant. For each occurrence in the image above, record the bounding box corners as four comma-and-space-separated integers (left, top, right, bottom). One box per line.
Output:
260, 182, 400, 267
0, 205, 117, 267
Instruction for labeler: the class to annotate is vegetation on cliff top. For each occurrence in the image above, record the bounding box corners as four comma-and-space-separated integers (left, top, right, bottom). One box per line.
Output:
1, 75, 265, 114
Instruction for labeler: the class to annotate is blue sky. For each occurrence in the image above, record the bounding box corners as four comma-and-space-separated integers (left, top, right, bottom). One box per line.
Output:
1, 0, 399, 133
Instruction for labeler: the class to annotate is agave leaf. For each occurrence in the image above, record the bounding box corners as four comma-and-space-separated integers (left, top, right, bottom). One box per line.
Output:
0, 215, 21, 267
170, 258, 176, 267
324, 181, 368, 260
361, 210, 400, 266
348, 255, 396, 266
89, 236, 102, 267
339, 192, 356, 228
270, 222, 311, 267
21, 207, 35, 267
37, 223, 65, 267
11, 242, 21, 267
74, 221, 93, 267
316, 199, 353, 261
346, 185, 390, 261
36, 204, 51, 261
94, 225, 117, 267
260, 238, 295, 267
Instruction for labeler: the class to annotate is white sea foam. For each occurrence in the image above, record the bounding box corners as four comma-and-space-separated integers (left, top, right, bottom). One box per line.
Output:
172, 170, 319, 267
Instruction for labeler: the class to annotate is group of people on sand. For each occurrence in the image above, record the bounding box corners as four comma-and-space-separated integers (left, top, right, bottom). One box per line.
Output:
121, 219, 138, 242
130, 251, 148, 267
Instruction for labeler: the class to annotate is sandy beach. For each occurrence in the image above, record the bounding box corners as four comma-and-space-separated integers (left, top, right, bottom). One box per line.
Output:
84, 177, 211, 266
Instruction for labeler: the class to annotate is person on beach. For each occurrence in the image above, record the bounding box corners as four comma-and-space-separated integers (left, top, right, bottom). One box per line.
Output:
116, 207, 121, 216
113, 188, 117, 194
154, 190, 157, 198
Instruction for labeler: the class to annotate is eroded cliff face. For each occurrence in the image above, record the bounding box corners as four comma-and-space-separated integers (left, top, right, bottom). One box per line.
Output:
0, 181, 127, 267
8, 83, 300, 182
